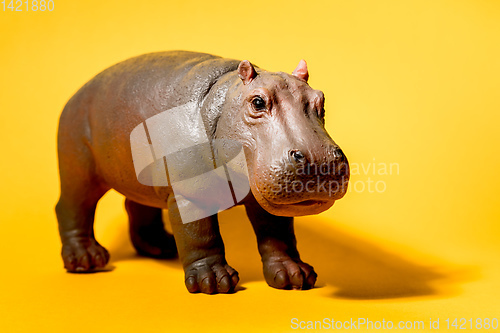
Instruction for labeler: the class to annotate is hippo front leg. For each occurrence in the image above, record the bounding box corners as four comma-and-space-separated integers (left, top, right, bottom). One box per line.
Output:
245, 198, 317, 290
167, 196, 239, 294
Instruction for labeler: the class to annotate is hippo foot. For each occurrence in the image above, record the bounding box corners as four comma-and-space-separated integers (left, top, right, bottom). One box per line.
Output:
263, 257, 317, 290
130, 227, 177, 259
61, 237, 110, 272
184, 255, 239, 294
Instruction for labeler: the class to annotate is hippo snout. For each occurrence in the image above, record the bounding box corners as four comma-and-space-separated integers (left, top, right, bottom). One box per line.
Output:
287, 146, 347, 175
256, 145, 349, 214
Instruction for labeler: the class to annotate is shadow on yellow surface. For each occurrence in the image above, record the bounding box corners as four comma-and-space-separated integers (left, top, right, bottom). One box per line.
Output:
103, 205, 477, 301
294, 222, 478, 300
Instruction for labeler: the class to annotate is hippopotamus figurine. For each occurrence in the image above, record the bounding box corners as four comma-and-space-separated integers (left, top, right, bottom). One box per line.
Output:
56, 51, 349, 294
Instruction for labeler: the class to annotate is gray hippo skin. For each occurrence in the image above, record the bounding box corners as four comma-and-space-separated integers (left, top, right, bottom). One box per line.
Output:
56, 51, 349, 294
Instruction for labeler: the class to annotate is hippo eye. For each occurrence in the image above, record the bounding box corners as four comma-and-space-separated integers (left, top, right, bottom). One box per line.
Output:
251, 96, 267, 111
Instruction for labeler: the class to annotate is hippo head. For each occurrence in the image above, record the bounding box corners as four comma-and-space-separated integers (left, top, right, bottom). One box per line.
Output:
215, 59, 349, 216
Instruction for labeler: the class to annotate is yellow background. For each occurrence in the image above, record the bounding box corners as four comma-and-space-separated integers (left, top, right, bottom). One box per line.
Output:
1, 0, 499, 332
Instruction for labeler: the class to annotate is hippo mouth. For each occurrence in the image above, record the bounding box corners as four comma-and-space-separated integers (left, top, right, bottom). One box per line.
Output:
250, 184, 335, 216
289, 199, 330, 207
264, 196, 335, 216
268, 198, 333, 211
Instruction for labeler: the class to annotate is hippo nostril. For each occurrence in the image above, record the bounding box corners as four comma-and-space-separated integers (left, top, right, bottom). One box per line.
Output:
290, 149, 306, 164
332, 148, 345, 161
330, 147, 348, 174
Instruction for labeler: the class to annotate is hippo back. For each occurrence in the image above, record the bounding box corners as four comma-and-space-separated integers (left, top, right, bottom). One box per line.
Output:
60, 51, 241, 206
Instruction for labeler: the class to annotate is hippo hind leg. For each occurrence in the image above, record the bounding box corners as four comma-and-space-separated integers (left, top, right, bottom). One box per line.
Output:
55, 139, 111, 272
125, 199, 177, 258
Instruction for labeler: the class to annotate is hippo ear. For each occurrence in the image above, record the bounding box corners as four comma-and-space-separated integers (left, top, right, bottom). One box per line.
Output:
292, 59, 309, 82
238, 60, 257, 85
